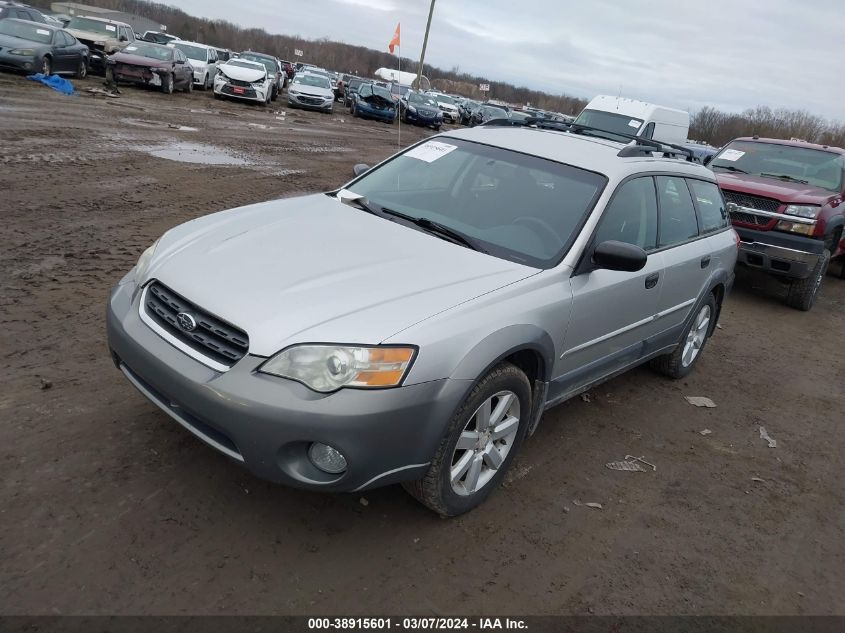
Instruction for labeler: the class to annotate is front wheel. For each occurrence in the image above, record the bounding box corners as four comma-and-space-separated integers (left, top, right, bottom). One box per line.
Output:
75, 57, 87, 79
41, 56, 52, 76
161, 72, 174, 94
786, 249, 830, 311
402, 362, 531, 516
650, 293, 717, 379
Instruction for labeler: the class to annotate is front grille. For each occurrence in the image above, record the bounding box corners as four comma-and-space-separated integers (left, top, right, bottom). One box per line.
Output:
723, 190, 781, 226
299, 95, 323, 105
225, 77, 252, 87
144, 281, 249, 366
222, 85, 256, 98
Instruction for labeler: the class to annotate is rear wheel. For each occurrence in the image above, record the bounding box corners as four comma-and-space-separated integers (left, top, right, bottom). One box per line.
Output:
41, 56, 51, 76
402, 362, 531, 517
75, 57, 87, 79
650, 293, 717, 379
786, 249, 830, 311
185, 76, 193, 93
271, 85, 278, 101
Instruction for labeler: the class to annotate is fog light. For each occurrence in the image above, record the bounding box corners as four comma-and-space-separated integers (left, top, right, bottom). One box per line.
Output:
308, 442, 347, 474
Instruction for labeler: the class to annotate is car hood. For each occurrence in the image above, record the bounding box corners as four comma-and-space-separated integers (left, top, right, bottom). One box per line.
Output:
360, 93, 394, 109
292, 84, 333, 98
147, 194, 538, 356
65, 28, 115, 42
715, 172, 838, 205
0, 34, 48, 50
218, 64, 265, 82
438, 102, 458, 111
111, 52, 170, 67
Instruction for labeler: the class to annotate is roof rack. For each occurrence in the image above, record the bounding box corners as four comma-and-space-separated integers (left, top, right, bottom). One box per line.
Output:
480, 117, 698, 162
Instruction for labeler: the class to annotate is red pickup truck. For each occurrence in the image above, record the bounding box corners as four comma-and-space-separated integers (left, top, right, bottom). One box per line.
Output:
707, 137, 845, 310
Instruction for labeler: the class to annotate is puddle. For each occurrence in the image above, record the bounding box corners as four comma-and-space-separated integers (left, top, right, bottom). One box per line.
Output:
141, 142, 250, 165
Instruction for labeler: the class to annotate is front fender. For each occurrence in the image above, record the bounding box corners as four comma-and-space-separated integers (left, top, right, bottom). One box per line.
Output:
450, 324, 555, 383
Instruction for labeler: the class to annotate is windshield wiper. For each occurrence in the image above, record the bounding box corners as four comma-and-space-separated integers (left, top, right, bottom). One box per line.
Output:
711, 164, 749, 174
380, 208, 488, 253
760, 173, 809, 184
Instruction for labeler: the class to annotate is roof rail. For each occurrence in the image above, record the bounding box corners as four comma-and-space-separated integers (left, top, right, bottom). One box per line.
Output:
480, 117, 698, 162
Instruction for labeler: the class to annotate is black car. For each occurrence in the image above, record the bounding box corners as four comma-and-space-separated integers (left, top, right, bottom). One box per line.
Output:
470, 104, 510, 126
343, 77, 366, 108
458, 98, 480, 125
399, 91, 443, 130
0, 18, 88, 76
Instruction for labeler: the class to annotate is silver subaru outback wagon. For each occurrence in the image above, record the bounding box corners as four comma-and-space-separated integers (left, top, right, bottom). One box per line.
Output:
106, 123, 738, 516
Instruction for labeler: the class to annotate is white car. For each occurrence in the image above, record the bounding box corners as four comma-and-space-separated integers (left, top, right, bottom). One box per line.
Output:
213, 59, 273, 104
169, 40, 218, 90
428, 92, 459, 123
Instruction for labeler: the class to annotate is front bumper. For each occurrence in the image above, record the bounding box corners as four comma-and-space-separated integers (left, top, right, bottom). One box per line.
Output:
0, 51, 38, 73
405, 111, 441, 127
734, 226, 825, 279
106, 280, 468, 492
287, 93, 333, 111
215, 79, 266, 102
111, 63, 164, 87
440, 110, 457, 123
355, 103, 396, 121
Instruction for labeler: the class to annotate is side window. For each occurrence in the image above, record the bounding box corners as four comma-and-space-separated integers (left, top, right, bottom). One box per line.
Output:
656, 176, 699, 247
641, 122, 655, 140
593, 177, 658, 251
688, 180, 728, 234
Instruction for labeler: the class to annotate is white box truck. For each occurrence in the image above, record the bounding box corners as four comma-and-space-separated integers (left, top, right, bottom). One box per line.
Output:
574, 95, 690, 146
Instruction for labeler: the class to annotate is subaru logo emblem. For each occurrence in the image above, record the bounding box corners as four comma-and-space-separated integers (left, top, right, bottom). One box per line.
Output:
176, 312, 197, 332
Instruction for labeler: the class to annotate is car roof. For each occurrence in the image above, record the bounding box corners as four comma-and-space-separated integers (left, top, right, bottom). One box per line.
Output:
3, 17, 58, 30
443, 126, 717, 180
170, 40, 213, 48
733, 137, 845, 155
71, 14, 130, 27
225, 58, 264, 68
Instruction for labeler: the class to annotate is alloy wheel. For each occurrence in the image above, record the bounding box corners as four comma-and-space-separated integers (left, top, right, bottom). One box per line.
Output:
450, 390, 520, 496
681, 304, 711, 367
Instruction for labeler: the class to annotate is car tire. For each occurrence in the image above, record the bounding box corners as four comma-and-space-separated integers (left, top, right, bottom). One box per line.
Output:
162, 73, 174, 94
185, 77, 193, 93
75, 57, 87, 79
402, 362, 531, 517
650, 293, 718, 379
434, 125, 441, 131
786, 248, 830, 311
351, 103, 358, 117
271, 85, 278, 101
199, 74, 208, 91
41, 56, 51, 76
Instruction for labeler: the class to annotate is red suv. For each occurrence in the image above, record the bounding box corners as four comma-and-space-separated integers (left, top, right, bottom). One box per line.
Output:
708, 137, 845, 310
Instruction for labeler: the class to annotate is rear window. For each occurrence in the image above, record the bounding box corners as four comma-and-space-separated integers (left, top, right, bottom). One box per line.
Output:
688, 180, 729, 234
347, 138, 607, 268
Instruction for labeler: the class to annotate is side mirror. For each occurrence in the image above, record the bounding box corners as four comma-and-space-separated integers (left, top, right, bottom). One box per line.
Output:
592, 240, 647, 272
119, 35, 128, 42
703, 154, 714, 166
352, 163, 370, 177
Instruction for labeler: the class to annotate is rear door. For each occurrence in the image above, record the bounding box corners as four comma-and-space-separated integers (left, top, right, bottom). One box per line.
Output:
556, 176, 664, 395
652, 175, 709, 335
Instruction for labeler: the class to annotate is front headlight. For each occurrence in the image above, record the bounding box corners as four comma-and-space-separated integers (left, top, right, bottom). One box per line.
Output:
9, 48, 35, 56
133, 239, 159, 285
776, 221, 815, 236
784, 204, 820, 219
259, 345, 416, 393
289, 88, 299, 95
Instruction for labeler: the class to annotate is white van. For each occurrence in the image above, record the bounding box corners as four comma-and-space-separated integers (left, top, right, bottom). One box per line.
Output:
574, 95, 689, 146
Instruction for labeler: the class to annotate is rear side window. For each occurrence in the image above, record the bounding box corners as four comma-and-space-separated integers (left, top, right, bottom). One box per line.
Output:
594, 177, 658, 251
656, 176, 699, 247
688, 180, 728, 234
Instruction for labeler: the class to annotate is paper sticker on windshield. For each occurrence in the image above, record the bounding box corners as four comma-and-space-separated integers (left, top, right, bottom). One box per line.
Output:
719, 149, 745, 162
628, 119, 641, 128
37, 28, 50, 35
404, 141, 457, 163
106, 25, 116, 32
125, 46, 138, 51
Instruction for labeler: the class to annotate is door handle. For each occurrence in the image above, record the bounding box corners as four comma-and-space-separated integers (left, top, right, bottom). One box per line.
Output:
700, 256, 711, 269
645, 272, 660, 289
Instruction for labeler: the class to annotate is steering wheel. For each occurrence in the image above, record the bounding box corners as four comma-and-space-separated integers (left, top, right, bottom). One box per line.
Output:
512, 216, 564, 252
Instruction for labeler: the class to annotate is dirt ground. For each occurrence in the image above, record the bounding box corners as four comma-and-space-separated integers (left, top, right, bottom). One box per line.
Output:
1, 72, 844, 617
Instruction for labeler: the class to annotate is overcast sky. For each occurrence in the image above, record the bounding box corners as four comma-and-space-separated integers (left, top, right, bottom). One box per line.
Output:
174, 0, 845, 121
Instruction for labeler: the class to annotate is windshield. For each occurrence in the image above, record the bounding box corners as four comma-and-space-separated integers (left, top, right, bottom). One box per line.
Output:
409, 93, 438, 106
122, 43, 172, 60
294, 74, 331, 89
241, 55, 275, 74
711, 141, 844, 193
0, 20, 53, 43
346, 138, 606, 267
391, 84, 410, 96
370, 85, 393, 101
433, 94, 454, 105
574, 109, 643, 143
173, 43, 207, 62
67, 17, 118, 36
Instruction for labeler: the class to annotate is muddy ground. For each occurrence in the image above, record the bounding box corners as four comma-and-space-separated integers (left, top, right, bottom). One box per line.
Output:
1, 72, 844, 616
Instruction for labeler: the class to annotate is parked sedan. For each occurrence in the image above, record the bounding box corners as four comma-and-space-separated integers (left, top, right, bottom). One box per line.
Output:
0, 18, 88, 77
400, 91, 442, 130
343, 76, 365, 108
470, 104, 509, 126
351, 82, 396, 123
106, 41, 193, 93
213, 58, 273, 105
238, 51, 282, 100
287, 72, 334, 113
